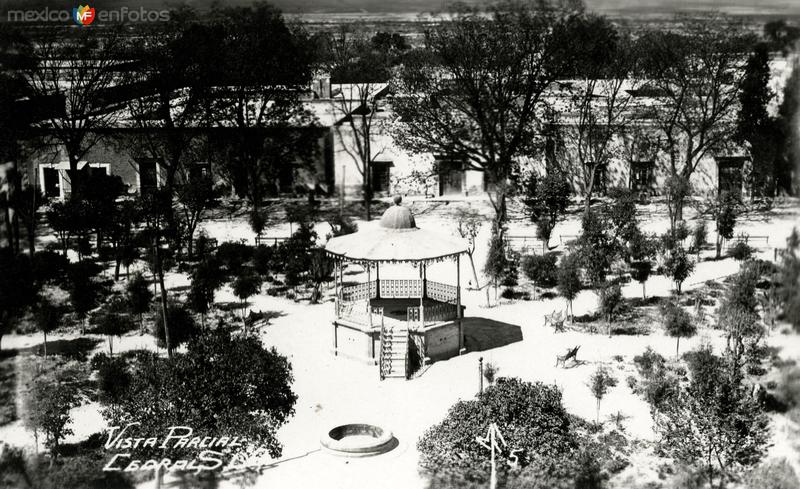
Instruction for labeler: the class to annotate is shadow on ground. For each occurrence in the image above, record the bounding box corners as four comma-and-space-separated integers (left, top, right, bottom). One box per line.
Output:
23, 337, 102, 362
462, 317, 523, 352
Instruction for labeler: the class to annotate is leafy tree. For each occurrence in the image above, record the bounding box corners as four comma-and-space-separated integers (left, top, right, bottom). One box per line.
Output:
309, 248, 334, 304
557, 253, 582, 322
484, 227, 510, 303
632, 347, 679, 413
630, 261, 652, 300
418, 378, 576, 486
455, 208, 483, 288
233, 269, 263, 324
691, 220, 708, 259
20, 358, 88, 458
522, 253, 558, 300
521, 172, 570, 251
764, 19, 800, 54
719, 269, 763, 357
67, 261, 101, 334
91, 353, 131, 407
655, 347, 770, 488
188, 257, 223, 327
393, 1, 579, 233
576, 209, 620, 284
92, 296, 136, 356
588, 366, 617, 423
33, 296, 63, 358
729, 241, 754, 264
125, 272, 152, 333
26, 29, 124, 199
0, 250, 36, 351
103, 327, 297, 466
639, 19, 754, 222
598, 282, 623, 324
153, 302, 198, 356
736, 42, 780, 199
713, 192, 738, 259
662, 301, 696, 357
282, 223, 317, 289
662, 246, 695, 294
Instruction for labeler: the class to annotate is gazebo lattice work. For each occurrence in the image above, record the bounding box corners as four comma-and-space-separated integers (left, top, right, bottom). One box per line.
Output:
325, 196, 468, 380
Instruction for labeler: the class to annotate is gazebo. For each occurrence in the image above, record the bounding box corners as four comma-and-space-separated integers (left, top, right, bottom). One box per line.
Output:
325, 196, 468, 380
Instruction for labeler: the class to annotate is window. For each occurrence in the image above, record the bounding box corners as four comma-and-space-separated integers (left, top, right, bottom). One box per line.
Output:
189, 162, 211, 182
42, 167, 60, 198
718, 157, 745, 199
370, 161, 392, 193
631, 161, 654, 192
138, 159, 158, 196
435, 157, 463, 196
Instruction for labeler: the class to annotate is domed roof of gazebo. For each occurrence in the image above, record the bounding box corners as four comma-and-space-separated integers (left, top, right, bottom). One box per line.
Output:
325, 196, 468, 263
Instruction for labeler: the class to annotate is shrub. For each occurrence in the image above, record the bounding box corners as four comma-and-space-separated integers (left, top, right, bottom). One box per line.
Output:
233, 269, 263, 320
418, 378, 575, 484
729, 241, 754, 262
630, 261, 652, 299
588, 366, 618, 422
153, 302, 199, 355
252, 245, 274, 275
662, 302, 697, 357
598, 282, 623, 323
522, 253, 558, 289
216, 241, 253, 276
692, 220, 708, 255
557, 253, 582, 320
662, 246, 695, 293
483, 361, 499, 385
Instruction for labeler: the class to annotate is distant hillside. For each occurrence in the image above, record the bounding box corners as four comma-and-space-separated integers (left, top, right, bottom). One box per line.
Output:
1, 0, 798, 17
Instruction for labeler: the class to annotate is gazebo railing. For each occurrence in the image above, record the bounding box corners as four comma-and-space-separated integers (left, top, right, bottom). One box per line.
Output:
407, 303, 459, 327
380, 279, 422, 299
341, 281, 377, 302
427, 281, 458, 304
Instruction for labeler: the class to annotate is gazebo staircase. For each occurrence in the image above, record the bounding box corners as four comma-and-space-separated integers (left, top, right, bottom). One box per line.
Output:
379, 323, 409, 380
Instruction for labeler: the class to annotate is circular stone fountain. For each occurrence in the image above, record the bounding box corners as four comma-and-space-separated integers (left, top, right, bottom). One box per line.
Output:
320, 423, 396, 457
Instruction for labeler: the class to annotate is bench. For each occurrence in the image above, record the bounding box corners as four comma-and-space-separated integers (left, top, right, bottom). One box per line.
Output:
555, 345, 580, 368
254, 235, 290, 246
726, 235, 769, 248
544, 310, 566, 333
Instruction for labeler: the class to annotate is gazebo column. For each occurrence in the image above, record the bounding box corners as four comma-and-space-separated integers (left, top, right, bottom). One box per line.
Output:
419, 262, 425, 327
375, 262, 381, 299
457, 254, 464, 354
366, 263, 373, 329
422, 262, 428, 299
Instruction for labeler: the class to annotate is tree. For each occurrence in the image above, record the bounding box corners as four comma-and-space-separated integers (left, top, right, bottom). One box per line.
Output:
232, 269, 263, 324
736, 43, 780, 199
576, 208, 622, 284
26, 29, 123, 199
125, 272, 152, 334
639, 18, 753, 222
93, 296, 135, 356
324, 27, 397, 221
775, 57, 799, 194
176, 174, 218, 258
418, 378, 576, 485
557, 253, 582, 322
744, 459, 800, 489
719, 268, 763, 357
520, 172, 570, 251
103, 327, 297, 468
393, 1, 580, 233
562, 16, 638, 211
691, 220, 708, 259
187, 258, 223, 327
630, 261, 652, 300
597, 281, 623, 324
455, 208, 483, 288
309, 248, 334, 304
33, 296, 63, 358
206, 4, 315, 232
522, 253, 558, 300
655, 346, 770, 488
662, 301, 696, 357
67, 262, 100, 334
713, 192, 739, 259
662, 246, 695, 294
20, 358, 88, 459
140, 189, 174, 356
588, 366, 617, 423
484, 227, 510, 304
153, 302, 198, 356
